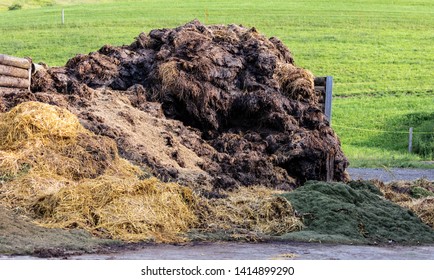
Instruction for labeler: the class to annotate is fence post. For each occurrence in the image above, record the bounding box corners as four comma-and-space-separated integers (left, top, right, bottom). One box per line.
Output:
61, 9, 65, 25
325, 76, 333, 125
408, 127, 413, 153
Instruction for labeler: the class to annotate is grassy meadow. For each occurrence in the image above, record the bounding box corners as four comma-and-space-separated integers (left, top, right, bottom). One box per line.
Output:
0, 0, 433, 168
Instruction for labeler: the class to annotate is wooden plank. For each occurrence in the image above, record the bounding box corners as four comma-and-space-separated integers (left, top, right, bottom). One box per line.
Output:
324, 76, 333, 124
0, 64, 30, 79
0, 75, 30, 88
0, 54, 31, 69
0, 86, 26, 94
326, 153, 334, 182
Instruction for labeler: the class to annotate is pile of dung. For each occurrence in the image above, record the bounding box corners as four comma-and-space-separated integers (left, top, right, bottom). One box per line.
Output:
17, 20, 349, 189
373, 179, 434, 230
0, 101, 303, 244
0, 101, 198, 242
194, 186, 304, 241
280, 181, 434, 244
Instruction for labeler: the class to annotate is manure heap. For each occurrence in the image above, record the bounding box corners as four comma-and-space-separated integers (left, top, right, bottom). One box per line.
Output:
1, 21, 434, 247
1, 20, 349, 190
0, 102, 302, 242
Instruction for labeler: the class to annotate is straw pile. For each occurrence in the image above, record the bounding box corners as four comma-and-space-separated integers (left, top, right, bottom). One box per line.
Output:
33, 176, 197, 242
199, 186, 303, 240
273, 62, 316, 104
0, 101, 197, 242
374, 179, 434, 230
0, 101, 303, 242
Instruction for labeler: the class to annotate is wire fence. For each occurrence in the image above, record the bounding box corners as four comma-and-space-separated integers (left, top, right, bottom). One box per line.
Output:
332, 124, 434, 135
333, 124, 434, 158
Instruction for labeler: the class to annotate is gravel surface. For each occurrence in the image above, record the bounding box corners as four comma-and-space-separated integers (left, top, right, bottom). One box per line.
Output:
348, 168, 434, 182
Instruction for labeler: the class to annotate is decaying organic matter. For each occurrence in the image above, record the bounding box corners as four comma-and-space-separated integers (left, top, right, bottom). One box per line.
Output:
18, 20, 349, 189
0, 205, 115, 256
199, 186, 304, 241
0, 101, 302, 244
281, 181, 434, 244
0, 102, 198, 242
2, 22, 434, 249
374, 179, 434, 230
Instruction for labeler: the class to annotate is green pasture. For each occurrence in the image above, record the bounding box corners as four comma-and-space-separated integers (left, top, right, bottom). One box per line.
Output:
0, 0, 433, 168
334, 93, 434, 168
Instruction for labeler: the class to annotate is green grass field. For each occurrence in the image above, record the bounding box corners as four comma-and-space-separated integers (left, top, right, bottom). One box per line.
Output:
1, 0, 433, 168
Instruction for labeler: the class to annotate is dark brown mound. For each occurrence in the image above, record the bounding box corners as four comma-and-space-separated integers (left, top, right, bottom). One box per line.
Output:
4, 20, 349, 189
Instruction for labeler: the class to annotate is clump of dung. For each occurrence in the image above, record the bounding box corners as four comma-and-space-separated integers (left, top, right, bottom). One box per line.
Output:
197, 186, 303, 241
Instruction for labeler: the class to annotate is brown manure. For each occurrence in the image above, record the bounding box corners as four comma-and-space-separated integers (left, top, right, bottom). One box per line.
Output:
13, 20, 349, 189
0, 101, 302, 242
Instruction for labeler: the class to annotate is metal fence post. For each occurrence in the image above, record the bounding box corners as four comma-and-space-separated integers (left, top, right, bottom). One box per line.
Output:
408, 127, 413, 153
325, 76, 333, 125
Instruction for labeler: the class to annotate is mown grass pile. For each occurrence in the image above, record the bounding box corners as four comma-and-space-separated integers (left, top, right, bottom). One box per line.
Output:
281, 181, 434, 244
374, 179, 434, 231
0, 101, 197, 242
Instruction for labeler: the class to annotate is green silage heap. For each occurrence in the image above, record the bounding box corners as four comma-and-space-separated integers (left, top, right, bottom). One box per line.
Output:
280, 181, 434, 244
